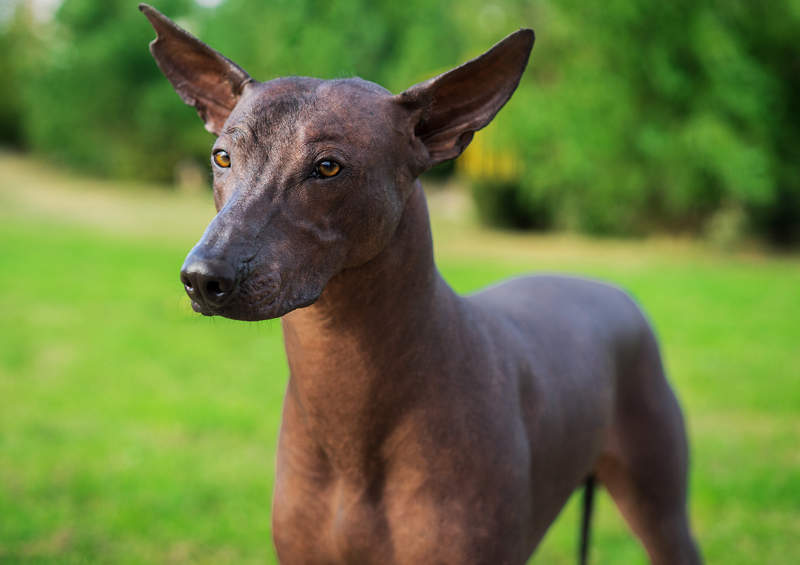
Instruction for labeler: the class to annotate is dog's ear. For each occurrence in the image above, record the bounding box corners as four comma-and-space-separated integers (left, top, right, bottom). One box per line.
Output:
394, 29, 534, 170
139, 4, 253, 135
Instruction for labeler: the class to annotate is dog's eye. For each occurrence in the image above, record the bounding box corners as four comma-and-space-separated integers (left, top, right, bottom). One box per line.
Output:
315, 160, 341, 178
213, 150, 231, 168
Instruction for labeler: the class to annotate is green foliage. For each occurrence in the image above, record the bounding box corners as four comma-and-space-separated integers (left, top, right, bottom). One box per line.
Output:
470, 179, 553, 230
0, 4, 40, 146
18, 0, 208, 181
0, 0, 798, 243
196, 0, 464, 93
467, 0, 800, 244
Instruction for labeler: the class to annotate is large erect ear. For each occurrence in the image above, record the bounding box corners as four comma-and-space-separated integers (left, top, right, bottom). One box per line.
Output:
139, 3, 253, 135
395, 29, 534, 169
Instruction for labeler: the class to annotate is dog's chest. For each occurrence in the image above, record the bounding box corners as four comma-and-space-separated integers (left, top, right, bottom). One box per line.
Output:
272, 471, 391, 561
273, 468, 532, 564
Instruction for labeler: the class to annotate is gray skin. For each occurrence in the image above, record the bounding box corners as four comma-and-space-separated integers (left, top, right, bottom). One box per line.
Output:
141, 4, 702, 564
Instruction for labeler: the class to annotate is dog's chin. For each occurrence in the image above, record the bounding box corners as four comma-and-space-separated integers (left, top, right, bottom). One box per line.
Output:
190, 292, 320, 321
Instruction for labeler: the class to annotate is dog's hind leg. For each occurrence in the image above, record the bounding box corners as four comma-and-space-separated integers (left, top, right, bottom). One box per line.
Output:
596, 324, 702, 565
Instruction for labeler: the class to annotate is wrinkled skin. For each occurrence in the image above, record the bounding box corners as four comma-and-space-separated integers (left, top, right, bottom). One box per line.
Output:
141, 4, 703, 564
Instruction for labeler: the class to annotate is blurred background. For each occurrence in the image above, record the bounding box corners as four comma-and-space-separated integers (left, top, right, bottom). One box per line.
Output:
0, 0, 798, 563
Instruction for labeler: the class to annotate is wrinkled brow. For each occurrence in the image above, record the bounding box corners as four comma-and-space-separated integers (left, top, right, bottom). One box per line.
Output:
305, 131, 346, 145
221, 125, 253, 149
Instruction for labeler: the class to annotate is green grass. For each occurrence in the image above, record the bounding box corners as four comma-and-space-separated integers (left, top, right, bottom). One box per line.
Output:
1, 153, 798, 563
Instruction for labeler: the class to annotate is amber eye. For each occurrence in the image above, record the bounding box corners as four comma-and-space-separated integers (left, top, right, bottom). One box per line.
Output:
315, 160, 341, 178
213, 150, 231, 168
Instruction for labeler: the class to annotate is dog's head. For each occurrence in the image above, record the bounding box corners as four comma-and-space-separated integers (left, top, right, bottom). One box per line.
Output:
140, 4, 533, 321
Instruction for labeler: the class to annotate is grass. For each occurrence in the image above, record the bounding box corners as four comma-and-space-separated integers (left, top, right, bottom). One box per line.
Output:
1, 152, 798, 563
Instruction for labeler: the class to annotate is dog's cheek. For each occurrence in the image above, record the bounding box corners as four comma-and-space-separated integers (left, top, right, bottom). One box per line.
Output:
342, 183, 404, 268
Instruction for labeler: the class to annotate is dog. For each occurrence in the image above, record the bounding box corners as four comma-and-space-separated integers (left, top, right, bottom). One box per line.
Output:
141, 4, 702, 564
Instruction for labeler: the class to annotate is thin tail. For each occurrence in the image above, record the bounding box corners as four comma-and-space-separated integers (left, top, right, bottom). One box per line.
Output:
579, 474, 596, 565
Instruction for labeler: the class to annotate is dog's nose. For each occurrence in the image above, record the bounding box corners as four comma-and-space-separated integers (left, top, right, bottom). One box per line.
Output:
180, 258, 237, 309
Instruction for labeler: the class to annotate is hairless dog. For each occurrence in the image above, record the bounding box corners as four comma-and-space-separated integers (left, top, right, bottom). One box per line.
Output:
141, 5, 702, 564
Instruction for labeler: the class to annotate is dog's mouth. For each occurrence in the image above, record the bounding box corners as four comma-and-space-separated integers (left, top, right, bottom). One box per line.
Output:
190, 295, 281, 321
188, 275, 321, 321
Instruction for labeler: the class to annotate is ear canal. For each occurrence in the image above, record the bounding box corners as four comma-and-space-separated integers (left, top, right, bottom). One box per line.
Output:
395, 28, 534, 169
139, 3, 253, 135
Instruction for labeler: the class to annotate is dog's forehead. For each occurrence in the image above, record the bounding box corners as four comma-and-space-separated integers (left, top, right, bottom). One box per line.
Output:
227, 76, 395, 139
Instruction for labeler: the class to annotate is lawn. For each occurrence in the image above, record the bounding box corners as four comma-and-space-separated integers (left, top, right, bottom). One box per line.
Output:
1, 153, 798, 564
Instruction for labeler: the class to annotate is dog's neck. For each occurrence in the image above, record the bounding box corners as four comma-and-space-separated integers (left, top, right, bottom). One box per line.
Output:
280, 181, 454, 477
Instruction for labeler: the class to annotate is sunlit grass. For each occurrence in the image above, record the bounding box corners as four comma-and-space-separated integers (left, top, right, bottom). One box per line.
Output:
1, 153, 798, 563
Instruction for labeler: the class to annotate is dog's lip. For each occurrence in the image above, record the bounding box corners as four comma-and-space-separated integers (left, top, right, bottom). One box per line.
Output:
190, 300, 215, 316
188, 293, 285, 320
293, 294, 319, 310
188, 283, 322, 321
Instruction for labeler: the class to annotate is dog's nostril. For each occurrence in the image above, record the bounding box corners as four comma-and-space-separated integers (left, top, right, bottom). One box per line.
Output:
205, 279, 226, 298
181, 273, 194, 292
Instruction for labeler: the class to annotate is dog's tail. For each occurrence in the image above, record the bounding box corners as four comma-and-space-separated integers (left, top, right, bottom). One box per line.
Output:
579, 474, 596, 565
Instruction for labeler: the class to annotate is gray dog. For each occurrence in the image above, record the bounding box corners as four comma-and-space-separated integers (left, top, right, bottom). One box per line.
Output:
142, 4, 702, 564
